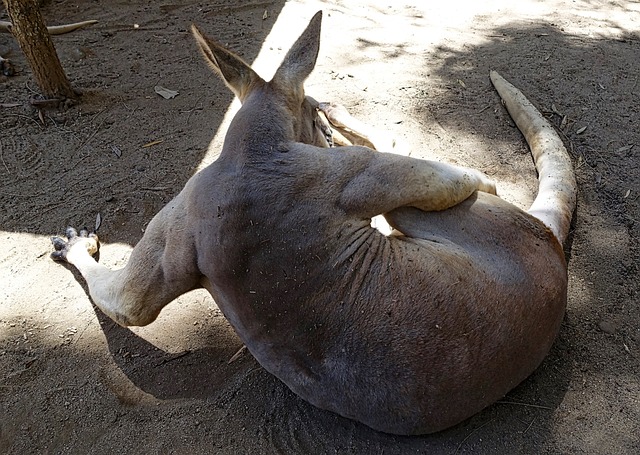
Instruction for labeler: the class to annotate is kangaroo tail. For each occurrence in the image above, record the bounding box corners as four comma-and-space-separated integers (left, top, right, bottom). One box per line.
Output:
490, 71, 577, 245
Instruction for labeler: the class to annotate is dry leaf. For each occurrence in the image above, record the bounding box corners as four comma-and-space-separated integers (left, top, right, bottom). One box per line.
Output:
457, 79, 466, 89
263, 9, 268, 20
560, 115, 568, 130
95, 213, 102, 231
624, 190, 631, 199
111, 144, 122, 157
154, 85, 179, 99
551, 104, 562, 116
576, 126, 587, 134
0, 102, 21, 108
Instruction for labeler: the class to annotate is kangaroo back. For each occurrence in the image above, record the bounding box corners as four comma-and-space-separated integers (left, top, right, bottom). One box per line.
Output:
490, 71, 577, 244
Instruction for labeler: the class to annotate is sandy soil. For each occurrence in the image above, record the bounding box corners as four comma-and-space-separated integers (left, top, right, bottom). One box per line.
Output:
1, 0, 639, 453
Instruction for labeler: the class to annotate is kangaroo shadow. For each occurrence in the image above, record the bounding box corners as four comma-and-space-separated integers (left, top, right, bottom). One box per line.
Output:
86, 293, 257, 401
87, 295, 574, 454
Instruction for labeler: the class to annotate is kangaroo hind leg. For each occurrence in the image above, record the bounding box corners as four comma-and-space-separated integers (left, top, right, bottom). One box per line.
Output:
51, 190, 203, 327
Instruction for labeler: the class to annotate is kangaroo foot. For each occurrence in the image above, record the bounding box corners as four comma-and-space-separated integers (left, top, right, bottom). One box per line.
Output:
51, 227, 99, 262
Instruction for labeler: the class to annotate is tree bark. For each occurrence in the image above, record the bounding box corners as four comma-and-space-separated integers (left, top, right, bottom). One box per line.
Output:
3, 0, 77, 100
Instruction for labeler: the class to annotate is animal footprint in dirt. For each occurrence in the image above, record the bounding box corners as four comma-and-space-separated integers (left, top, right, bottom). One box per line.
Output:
51, 227, 99, 262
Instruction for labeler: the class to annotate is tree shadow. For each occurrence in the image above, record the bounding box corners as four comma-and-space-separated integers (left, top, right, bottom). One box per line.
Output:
0, 0, 287, 246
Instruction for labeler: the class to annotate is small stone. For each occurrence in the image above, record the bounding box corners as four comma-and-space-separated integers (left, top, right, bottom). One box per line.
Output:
598, 321, 616, 334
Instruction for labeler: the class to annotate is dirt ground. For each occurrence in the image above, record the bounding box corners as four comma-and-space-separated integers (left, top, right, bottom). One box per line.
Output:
1, 0, 639, 453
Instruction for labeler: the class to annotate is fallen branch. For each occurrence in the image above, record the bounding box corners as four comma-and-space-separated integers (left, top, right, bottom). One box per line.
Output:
0, 19, 98, 35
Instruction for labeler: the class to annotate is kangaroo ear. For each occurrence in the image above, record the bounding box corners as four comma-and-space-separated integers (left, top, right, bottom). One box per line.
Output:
272, 11, 322, 91
191, 24, 262, 102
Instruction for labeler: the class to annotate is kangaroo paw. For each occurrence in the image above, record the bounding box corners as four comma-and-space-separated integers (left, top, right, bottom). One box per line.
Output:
51, 227, 99, 262
317, 101, 403, 154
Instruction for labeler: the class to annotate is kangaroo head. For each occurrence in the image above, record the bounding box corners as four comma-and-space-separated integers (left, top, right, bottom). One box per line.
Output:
191, 11, 330, 147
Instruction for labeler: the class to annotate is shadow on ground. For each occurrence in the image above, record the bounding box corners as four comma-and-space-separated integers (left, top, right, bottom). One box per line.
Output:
0, 1, 287, 245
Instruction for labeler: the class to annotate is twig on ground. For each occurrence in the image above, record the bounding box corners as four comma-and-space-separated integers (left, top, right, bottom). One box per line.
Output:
0, 140, 9, 173
2, 113, 43, 128
454, 418, 495, 455
140, 186, 172, 192
497, 400, 554, 410
523, 418, 536, 434
154, 350, 191, 367
228, 345, 247, 364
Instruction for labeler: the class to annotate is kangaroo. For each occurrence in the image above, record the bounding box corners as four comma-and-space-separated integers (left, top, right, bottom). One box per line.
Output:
51, 11, 576, 435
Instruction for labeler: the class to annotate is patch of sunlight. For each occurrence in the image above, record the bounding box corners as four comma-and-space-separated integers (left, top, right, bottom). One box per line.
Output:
404, 0, 638, 40
0, 230, 223, 352
0, 231, 132, 345
196, 0, 637, 173
571, 1, 640, 37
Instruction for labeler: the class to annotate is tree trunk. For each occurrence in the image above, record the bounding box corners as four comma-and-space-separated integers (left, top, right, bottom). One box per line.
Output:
3, 0, 77, 100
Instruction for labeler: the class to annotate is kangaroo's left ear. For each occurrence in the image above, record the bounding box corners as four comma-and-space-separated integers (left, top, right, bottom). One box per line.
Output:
191, 24, 263, 102
272, 11, 322, 92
